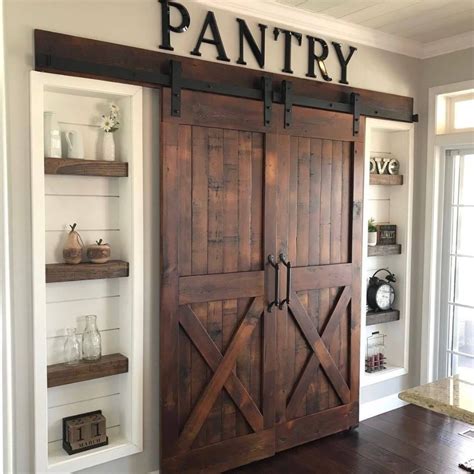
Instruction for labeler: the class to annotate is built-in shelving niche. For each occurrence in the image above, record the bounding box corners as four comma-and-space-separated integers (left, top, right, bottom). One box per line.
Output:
361, 119, 414, 387
31, 71, 143, 473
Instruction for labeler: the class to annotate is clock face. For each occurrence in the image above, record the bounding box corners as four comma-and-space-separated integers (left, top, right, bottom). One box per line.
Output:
376, 284, 394, 310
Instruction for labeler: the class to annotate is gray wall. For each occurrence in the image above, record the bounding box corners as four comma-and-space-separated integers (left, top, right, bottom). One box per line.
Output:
3, 0, 472, 472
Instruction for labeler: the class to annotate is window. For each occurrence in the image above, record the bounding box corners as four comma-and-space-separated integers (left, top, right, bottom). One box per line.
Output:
454, 99, 474, 130
440, 149, 474, 378
436, 90, 474, 134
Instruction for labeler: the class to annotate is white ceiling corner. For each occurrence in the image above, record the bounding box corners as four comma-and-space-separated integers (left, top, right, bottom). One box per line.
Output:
195, 0, 474, 59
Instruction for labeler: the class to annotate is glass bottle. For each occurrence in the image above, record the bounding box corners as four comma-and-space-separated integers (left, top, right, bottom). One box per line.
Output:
82, 315, 102, 361
64, 328, 81, 365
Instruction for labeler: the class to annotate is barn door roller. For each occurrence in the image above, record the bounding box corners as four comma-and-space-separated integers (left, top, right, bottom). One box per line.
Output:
351, 92, 360, 136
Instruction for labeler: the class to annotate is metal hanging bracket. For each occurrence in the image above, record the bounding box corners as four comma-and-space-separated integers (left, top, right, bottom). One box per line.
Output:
170, 60, 182, 117
282, 80, 293, 129
351, 92, 360, 136
262, 76, 273, 127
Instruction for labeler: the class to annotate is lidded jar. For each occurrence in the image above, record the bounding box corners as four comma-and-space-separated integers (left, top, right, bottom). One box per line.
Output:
82, 315, 102, 361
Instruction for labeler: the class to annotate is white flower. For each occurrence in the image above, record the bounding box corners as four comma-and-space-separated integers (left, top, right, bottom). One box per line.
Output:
100, 115, 115, 133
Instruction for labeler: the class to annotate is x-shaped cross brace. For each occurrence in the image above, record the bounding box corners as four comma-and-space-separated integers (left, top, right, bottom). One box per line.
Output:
286, 286, 352, 420
176, 297, 264, 454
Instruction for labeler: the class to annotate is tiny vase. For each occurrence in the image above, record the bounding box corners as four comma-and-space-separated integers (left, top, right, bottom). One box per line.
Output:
64, 328, 81, 365
102, 132, 115, 161
82, 315, 102, 361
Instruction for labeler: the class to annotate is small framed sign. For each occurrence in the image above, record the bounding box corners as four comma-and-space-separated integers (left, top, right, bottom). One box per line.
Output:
62, 410, 108, 455
377, 225, 397, 245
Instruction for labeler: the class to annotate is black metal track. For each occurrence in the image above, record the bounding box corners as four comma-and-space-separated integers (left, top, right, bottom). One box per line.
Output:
35, 53, 417, 124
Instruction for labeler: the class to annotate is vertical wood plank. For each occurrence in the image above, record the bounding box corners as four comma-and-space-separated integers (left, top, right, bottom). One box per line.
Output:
329, 140, 343, 409
286, 136, 299, 419
275, 133, 290, 425
295, 137, 310, 419
222, 129, 239, 440
207, 128, 224, 444
306, 138, 322, 415
237, 131, 252, 436
250, 133, 264, 412
178, 125, 192, 432
191, 126, 209, 447
161, 121, 180, 457
263, 133, 278, 430
318, 139, 333, 412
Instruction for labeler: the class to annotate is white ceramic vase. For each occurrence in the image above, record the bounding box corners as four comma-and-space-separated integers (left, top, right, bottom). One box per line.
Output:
368, 231, 377, 247
102, 132, 115, 161
44, 111, 62, 158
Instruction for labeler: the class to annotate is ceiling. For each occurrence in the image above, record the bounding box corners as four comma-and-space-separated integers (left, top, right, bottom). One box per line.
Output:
274, 0, 474, 43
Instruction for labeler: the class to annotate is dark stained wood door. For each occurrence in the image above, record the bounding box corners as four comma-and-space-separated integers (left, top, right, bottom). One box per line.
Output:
160, 89, 279, 473
272, 107, 364, 451
161, 88, 364, 473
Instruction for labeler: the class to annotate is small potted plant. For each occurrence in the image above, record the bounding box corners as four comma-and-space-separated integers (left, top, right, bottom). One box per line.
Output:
368, 218, 377, 247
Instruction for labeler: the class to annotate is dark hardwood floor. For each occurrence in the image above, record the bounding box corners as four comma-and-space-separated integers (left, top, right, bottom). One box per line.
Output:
227, 405, 473, 473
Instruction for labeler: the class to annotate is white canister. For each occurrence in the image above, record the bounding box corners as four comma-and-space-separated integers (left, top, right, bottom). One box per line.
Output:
44, 111, 62, 158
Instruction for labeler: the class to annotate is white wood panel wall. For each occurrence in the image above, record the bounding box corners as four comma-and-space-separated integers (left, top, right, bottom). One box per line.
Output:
44, 90, 127, 450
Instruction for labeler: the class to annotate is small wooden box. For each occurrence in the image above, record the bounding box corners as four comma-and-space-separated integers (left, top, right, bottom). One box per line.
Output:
62, 410, 108, 455
377, 225, 397, 245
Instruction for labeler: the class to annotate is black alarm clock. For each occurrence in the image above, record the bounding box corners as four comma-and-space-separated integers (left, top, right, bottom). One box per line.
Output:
367, 268, 396, 312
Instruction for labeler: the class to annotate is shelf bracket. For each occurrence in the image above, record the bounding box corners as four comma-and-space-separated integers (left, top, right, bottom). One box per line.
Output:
170, 60, 182, 117
282, 80, 293, 129
262, 76, 272, 127
351, 92, 360, 136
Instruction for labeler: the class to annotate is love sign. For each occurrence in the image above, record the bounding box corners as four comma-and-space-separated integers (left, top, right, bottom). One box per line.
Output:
370, 156, 400, 175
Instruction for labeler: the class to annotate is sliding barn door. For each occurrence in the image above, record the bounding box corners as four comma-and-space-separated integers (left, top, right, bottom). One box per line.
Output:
160, 89, 278, 473
273, 107, 364, 451
161, 87, 364, 472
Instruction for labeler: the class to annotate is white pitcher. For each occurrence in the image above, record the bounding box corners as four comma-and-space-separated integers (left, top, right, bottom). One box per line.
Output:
65, 130, 85, 159
44, 111, 62, 158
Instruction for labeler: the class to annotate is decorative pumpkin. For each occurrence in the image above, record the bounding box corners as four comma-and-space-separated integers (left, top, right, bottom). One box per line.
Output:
87, 239, 111, 264
63, 223, 83, 264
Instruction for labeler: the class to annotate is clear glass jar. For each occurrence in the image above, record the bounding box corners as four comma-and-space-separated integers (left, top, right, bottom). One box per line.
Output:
82, 315, 102, 361
64, 328, 81, 365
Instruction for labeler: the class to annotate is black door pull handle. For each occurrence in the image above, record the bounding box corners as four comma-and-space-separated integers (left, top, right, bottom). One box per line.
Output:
279, 254, 291, 309
267, 255, 280, 312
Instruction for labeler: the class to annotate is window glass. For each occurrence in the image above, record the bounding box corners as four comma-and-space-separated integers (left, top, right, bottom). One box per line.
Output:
454, 99, 474, 129
459, 154, 474, 205
452, 305, 474, 355
456, 207, 474, 256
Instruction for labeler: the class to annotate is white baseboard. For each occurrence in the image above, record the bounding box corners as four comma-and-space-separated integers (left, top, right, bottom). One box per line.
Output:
360, 393, 408, 421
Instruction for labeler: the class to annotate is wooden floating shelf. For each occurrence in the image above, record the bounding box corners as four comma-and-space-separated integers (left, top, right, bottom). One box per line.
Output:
366, 309, 400, 326
47, 353, 129, 387
45, 157, 128, 177
370, 174, 403, 185
368, 244, 402, 257
46, 260, 129, 283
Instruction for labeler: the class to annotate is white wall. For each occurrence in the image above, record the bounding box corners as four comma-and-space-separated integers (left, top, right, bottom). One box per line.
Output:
4, 0, 468, 472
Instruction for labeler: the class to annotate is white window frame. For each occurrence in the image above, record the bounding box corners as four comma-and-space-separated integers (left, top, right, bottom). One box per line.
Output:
438, 148, 474, 378
421, 79, 474, 383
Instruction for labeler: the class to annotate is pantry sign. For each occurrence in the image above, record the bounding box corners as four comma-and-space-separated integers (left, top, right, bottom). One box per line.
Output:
158, 0, 358, 85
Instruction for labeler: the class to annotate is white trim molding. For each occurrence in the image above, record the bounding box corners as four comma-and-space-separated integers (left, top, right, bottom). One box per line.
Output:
421, 31, 474, 60
360, 394, 408, 421
196, 0, 473, 59
0, 0, 13, 471
421, 79, 474, 384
